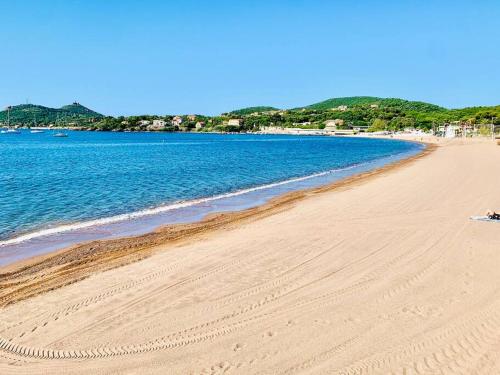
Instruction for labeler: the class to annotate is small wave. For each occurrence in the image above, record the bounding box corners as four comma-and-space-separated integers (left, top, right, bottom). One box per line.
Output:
0, 162, 367, 247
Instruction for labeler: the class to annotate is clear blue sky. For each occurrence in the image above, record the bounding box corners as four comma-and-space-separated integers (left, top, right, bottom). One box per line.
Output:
1, 0, 499, 116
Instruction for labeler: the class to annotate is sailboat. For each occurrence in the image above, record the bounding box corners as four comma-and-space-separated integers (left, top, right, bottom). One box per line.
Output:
30, 112, 44, 133
1, 106, 21, 134
0, 128, 20, 134
53, 114, 68, 137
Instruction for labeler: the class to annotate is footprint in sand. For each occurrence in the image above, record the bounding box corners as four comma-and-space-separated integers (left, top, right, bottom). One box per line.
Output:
264, 331, 276, 338
314, 319, 331, 326
345, 316, 361, 324
233, 343, 244, 352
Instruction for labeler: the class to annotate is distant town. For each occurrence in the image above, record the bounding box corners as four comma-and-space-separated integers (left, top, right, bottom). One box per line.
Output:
1, 96, 499, 137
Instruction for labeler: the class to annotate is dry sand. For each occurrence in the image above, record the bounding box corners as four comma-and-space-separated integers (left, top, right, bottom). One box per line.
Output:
1, 138, 499, 374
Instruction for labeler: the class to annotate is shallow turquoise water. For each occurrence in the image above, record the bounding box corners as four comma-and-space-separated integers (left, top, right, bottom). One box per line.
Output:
0, 131, 420, 253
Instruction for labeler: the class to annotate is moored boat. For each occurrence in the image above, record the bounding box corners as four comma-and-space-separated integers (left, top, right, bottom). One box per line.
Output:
53, 114, 68, 137
1, 128, 21, 134
30, 113, 44, 133
1, 106, 21, 134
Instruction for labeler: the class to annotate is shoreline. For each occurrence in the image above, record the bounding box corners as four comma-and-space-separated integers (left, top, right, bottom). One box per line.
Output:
0, 142, 434, 307
0, 136, 423, 267
0, 148, 416, 248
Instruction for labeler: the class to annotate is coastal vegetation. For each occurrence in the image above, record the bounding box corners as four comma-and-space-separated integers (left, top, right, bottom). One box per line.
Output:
1, 97, 499, 133
229, 106, 279, 116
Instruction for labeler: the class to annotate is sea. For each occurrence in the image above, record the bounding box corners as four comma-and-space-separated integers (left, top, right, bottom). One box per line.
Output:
0, 130, 423, 265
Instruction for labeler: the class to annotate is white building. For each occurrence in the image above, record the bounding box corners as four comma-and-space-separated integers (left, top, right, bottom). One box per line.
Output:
153, 119, 166, 127
172, 116, 183, 126
147, 119, 167, 131
445, 125, 461, 138
438, 124, 461, 138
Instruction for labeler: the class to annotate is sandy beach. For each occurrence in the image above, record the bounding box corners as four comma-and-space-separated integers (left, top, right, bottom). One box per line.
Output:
1, 138, 500, 374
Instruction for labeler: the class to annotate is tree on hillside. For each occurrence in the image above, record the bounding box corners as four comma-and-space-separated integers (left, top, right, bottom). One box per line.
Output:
368, 118, 387, 132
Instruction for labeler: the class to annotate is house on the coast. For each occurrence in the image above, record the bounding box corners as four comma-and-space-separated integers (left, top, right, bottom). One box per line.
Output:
324, 119, 344, 132
195, 121, 205, 130
153, 119, 166, 127
172, 116, 183, 126
147, 119, 167, 131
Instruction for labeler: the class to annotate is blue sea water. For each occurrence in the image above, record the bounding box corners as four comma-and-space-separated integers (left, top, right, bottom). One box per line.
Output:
0, 130, 422, 264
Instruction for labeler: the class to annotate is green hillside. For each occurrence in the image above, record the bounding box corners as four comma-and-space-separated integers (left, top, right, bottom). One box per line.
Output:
302, 96, 383, 110
2, 97, 499, 133
0, 103, 103, 126
216, 97, 500, 133
229, 106, 279, 116
303, 96, 446, 112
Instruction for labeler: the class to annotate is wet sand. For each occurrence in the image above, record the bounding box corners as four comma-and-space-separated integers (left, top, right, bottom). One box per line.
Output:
1, 138, 500, 374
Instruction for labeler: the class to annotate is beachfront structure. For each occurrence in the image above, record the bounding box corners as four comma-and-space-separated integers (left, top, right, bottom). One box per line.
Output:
324, 122, 336, 132
258, 126, 325, 135
324, 119, 344, 132
438, 123, 462, 138
195, 121, 205, 130
187, 115, 196, 121
228, 119, 242, 127
138, 120, 151, 126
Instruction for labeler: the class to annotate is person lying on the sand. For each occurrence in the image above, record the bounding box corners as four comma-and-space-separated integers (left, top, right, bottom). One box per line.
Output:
486, 210, 500, 220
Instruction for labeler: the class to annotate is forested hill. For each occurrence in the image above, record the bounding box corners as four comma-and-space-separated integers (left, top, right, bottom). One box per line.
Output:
301, 96, 446, 112
229, 106, 279, 115
228, 97, 447, 114
208, 96, 500, 133
0, 103, 103, 126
